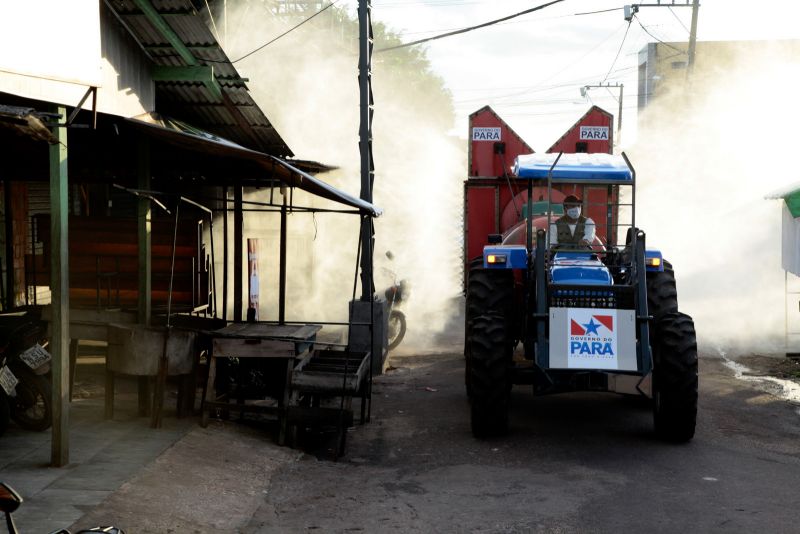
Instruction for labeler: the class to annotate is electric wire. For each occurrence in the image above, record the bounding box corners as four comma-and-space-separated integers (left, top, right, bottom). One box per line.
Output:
668, 6, 691, 34
203, 0, 340, 64
602, 18, 632, 82
633, 14, 686, 55
376, 0, 566, 52
574, 6, 623, 16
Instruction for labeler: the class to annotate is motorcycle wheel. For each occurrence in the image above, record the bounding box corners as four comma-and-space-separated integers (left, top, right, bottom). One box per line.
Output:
0, 394, 10, 437
387, 310, 407, 351
10, 367, 52, 432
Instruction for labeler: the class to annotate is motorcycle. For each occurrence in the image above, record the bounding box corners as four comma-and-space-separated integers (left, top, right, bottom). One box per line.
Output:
380, 252, 410, 351
1, 481, 124, 534
0, 313, 52, 433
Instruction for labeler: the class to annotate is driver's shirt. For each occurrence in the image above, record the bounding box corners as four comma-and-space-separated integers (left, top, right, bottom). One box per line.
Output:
549, 216, 596, 246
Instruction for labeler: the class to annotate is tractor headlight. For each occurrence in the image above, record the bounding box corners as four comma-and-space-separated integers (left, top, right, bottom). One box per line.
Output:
487, 254, 507, 264
646, 257, 661, 267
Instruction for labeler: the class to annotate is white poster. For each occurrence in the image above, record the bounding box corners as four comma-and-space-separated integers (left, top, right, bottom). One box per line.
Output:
567, 308, 618, 369
579, 126, 609, 141
472, 127, 501, 141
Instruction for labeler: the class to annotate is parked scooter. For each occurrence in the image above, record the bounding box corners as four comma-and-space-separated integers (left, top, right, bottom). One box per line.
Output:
0, 313, 52, 433
381, 252, 410, 351
1, 482, 124, 534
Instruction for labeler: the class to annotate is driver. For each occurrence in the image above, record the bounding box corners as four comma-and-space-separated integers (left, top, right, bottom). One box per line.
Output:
549, 194, 595, 248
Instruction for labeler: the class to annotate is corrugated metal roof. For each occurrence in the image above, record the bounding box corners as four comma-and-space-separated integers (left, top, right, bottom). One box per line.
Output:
106, 0, 293, 156
126, 115, 380, 216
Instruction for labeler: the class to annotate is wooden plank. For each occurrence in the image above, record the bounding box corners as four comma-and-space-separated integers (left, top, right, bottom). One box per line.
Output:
212, 338, 295, 358
213, 323, 321, 340
50, 106, 70, 467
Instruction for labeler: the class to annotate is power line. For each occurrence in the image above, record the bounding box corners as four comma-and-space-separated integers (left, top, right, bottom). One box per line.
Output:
376, 0, 566, 52
602, 18, 632, 82
633, 13, 686, 55
204, 0, 341, 64
668, 6, 691, 34
574, 6, 623, 16
451, 63, 640, 105
393, 12, 572, 37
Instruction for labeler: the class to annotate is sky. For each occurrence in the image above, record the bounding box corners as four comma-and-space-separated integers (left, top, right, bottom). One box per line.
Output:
333, 0, 800, 150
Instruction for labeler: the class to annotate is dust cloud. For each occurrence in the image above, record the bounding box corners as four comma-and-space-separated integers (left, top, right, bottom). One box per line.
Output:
214, 4, 465, 351
630, 41, 800, 354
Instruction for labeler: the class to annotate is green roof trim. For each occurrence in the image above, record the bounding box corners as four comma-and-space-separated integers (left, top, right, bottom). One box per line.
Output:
785, 192, 800, 218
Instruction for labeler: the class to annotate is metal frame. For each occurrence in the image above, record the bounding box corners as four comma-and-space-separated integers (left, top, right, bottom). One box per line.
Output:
517, 152, 654, 392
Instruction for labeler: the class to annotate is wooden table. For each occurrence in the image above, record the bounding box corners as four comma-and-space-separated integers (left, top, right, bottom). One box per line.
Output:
200, 323, 321, 444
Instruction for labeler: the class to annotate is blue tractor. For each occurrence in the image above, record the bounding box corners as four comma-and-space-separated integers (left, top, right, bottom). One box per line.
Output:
464, 152, 698, 442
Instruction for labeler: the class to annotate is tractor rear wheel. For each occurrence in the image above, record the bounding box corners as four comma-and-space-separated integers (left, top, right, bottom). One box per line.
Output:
652, 311, 698, 442
468, 314, 512, 437
646, 261, 678, 321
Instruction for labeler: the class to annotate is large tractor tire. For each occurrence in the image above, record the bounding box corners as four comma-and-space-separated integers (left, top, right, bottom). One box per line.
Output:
464, 259, 514, 399
652, 311, 698, 442
466, 259, 515, 326
468, 314, 513, 437
646, 260, 678, 321
465, 260, 514, 437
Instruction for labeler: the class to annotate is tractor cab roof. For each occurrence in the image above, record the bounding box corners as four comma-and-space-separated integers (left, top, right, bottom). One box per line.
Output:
513, 153, 633, 183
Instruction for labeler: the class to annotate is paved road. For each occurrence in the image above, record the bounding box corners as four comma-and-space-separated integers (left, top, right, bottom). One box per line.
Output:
242, 353, 800, 533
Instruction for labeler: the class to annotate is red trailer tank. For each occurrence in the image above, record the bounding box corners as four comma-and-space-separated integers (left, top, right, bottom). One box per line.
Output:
464, 106, 617, 286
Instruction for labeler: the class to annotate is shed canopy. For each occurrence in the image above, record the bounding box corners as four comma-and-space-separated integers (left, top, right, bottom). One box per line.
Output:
107, 0, 292, 156
126, 115, 382, 216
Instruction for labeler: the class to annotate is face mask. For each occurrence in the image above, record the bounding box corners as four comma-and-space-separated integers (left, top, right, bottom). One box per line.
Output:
567, 206, 581, 219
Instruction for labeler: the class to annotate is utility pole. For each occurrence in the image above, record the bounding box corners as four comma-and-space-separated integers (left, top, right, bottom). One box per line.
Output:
625, 2, 700, 78
582, 83, 624, 149
358, 0, 374, 302
686, 0, 700, 78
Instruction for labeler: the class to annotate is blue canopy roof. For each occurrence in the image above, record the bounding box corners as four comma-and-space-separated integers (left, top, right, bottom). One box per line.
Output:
514, 153, 632, 182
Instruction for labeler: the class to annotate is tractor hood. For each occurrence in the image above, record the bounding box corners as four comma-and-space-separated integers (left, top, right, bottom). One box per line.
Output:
550, 252, 612, 285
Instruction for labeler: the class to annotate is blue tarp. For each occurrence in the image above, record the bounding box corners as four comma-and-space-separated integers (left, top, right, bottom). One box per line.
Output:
514, 153, 632, 182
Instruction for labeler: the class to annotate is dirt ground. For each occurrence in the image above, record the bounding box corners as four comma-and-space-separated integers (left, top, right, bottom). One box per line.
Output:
69, 350, 800, 533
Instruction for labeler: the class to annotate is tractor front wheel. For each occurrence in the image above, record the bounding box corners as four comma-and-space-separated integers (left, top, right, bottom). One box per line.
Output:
652, 311, 698, 442
464, 259, 514, 398
468, 314, 512, 437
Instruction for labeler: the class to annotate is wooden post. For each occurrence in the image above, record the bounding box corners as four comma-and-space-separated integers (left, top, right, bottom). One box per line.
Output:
50, 107, 70, 467
222, 186, 228, 322
279, 196, 287, 325
233, 185, 243, 322
137, 135, 152, 416
137, 136, 152, 325
3, 180, 13, 310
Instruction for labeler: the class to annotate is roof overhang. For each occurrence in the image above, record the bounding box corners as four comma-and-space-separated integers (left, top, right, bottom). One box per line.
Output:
0, 104, 58, 144
125, 115, 381, 216
766, 182, 800, 217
